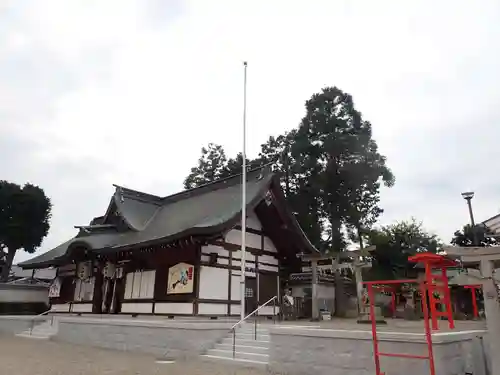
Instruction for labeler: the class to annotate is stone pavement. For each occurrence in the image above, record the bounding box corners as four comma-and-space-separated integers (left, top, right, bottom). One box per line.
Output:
0, 335, 272, 375
273, 318, 487, 333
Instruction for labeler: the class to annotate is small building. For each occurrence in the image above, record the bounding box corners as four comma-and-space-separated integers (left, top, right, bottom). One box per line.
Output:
19, 167, 317, 316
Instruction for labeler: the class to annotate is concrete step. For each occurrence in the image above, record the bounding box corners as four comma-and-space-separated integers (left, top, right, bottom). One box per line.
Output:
234, 333, 270, 340
237, 330, 269, 335
221, 338, 270, 346
214, 343, 269, 353
15, 333, 52, 340
205, 349, 269, 362
200, 354, 268, 367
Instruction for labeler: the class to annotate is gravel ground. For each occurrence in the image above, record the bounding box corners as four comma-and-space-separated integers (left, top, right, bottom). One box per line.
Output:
0, 335, 272, 375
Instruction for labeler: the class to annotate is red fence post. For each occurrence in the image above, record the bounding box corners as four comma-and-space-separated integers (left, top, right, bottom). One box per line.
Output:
420, 282, 436, 375
368, 284, 382, 375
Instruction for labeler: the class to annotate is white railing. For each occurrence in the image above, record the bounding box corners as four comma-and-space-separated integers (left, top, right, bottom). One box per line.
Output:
28, 303, 68, 335
230, 296, 278, 358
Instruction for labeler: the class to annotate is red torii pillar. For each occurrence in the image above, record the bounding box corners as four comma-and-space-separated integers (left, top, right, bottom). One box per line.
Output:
408, 253, 457, 331
373, 285, 397, 317
463, 284, 481, 319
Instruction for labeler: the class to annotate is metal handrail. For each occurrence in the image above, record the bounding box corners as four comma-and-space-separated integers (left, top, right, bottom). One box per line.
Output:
230, 295, 278, 359
29, 307, 57, 335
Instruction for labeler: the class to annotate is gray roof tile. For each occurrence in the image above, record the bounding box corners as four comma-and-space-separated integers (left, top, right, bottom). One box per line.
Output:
20, 167, 281, 268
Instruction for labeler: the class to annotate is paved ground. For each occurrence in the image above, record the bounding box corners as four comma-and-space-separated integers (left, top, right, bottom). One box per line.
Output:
0, 335, 271, 375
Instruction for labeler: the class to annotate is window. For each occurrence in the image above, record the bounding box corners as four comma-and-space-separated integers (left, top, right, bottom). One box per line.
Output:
74, 277, 95, 301
124, 270, 155, 299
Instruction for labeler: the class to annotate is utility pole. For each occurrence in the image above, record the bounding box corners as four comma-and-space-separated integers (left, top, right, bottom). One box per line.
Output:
240, 61, 248, 321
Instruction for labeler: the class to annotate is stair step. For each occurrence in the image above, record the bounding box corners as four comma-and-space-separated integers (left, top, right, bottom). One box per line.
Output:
234, 333, 270, 339
221, 338, 270, 345
201, 354, 268, 366
215, 344, 269, 352
15, 333, 52, 340
206, 349, 269, 360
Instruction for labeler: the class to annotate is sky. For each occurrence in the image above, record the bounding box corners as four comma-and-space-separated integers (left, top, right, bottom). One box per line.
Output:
1, 0, 500, 263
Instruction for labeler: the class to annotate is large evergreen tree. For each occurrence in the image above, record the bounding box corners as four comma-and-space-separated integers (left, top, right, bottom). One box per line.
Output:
293, 87, 394, 252
183, 87, 394, 257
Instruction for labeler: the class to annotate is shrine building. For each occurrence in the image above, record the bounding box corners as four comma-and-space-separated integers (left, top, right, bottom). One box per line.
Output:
19, 166, 317, 317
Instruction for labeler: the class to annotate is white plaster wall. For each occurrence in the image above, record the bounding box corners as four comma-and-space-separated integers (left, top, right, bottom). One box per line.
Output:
259, 254, 278, 266
154, 302, 193, 315
202, 244, 230, 257
199, 266, 228, 300
225, 229, 277, 253
71, 303, 93, 313
51, 304, 70, 312
200, 256, 229, 265
259, 264, 279, 272
231, 304, 241, 316
120, 302, 153, 314
198, 303, 227, 315
0, 285, 49, 303
231, 275, 241, 301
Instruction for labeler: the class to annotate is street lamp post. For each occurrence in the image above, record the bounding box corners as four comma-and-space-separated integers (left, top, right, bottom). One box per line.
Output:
461, 191, 479, 246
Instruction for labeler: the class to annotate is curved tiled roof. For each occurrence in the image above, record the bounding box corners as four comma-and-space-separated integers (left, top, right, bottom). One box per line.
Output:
20, 166, 313, 269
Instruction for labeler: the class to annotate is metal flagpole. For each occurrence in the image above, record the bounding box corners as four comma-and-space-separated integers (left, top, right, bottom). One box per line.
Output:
240, 61, 248, 322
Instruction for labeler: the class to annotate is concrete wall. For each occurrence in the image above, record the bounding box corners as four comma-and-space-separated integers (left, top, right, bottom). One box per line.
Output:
0, 315, 49, 334
55, 317, 232, 360
269, 327, 489, 375
0, 283, 49, 303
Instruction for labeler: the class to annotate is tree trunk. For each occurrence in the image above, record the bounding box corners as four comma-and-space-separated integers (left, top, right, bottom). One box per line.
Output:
283, 143, 291, 198
1, 248, 16, 282
331, 216, 347, 317
357, 224, 364, 250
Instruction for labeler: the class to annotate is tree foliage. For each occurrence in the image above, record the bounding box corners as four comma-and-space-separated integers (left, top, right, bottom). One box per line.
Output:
292, 87, 394, 252
183, 87, 394, 255
451, 224, 498, 247
366, 219, 443, 281
0, 181, 52, 281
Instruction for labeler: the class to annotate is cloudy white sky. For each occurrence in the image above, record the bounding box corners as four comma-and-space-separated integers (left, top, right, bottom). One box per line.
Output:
2, 0, 499, 262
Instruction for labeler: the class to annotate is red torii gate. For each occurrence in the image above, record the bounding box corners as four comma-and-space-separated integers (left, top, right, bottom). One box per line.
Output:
408, 252, 457, 330
463, 284, 481, 318
364, 252, 458, 375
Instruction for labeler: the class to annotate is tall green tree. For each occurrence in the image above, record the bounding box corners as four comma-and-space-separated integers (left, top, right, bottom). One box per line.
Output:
259, 131, 324, 248
451, 224, 498, 247
184, 143, 264, 190
366, 219, 442, 281
0, 181, 52, 281
293, 87, 394, 252
184, 143, 230, 189
183, 87, 394, 259
291, 87, 394, 316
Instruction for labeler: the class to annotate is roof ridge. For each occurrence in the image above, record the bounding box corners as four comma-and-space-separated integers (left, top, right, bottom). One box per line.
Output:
112, 184, 162, 204
160, 163, 273, 205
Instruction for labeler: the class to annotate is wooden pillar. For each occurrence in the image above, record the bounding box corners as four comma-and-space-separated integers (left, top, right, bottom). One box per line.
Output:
92, 261, 104, 314
311, 259, 319, 321
480, 259, 500, 375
